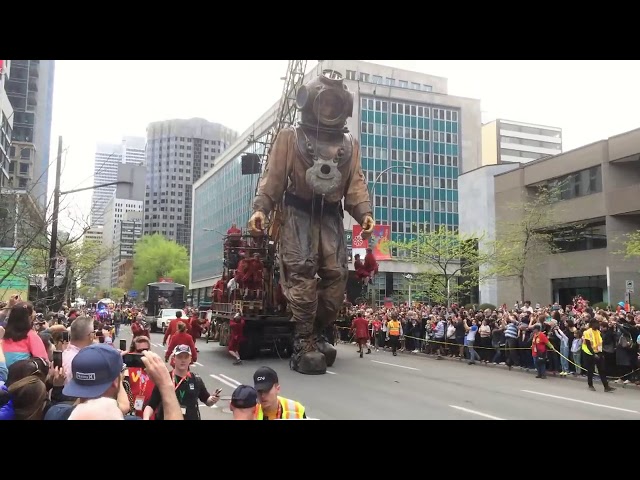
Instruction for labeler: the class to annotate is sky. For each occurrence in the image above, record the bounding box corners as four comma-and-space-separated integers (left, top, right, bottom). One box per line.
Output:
48, 60, 640, 233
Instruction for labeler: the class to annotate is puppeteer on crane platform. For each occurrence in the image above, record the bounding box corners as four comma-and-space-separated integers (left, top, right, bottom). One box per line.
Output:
249, 69, 374, 375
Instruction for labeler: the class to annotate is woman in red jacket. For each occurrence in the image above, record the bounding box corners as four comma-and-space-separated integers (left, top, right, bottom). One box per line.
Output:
165, 321, 197, 364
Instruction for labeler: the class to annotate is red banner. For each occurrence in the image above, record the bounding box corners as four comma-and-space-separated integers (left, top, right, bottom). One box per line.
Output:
352, 224, 391, 260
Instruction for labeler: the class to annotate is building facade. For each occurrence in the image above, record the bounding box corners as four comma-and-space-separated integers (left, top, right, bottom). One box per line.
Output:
144, 118, 237, 251
482, 119, 562, 166
0, 60, 13, 188
5, 60, 55, 210
189, 60, 482, 304
90, 136, 145, 226
83, 226, 103, 288
493, 126, 640, 306
100, 198, 143, 287
111, 212, 143, 287
458, 163, 519, 305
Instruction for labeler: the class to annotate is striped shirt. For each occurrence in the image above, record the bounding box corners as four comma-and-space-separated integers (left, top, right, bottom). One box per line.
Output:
504, 323, 519, 339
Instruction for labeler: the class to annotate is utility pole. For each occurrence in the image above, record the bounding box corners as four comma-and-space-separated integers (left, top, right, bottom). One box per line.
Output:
46, 136, 63, 310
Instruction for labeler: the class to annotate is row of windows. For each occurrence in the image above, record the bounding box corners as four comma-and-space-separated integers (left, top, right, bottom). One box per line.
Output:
500, 148, 547, 160
500, 122, 561, 139
360, 99, 459, 124
347, 71, 433, 92
547, 165, 602, 201
501, 135, 561, 150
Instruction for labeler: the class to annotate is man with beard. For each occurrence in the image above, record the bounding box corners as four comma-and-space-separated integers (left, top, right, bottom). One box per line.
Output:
249, 70, 373, 375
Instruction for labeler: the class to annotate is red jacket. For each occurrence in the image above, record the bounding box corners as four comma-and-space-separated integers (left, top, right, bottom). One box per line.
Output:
163, 318, 190, 344
165, 332, 197, 363
352, 316, 369, 340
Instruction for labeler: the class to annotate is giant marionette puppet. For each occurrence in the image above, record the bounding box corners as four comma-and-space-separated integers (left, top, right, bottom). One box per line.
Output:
248, 70, 374, 375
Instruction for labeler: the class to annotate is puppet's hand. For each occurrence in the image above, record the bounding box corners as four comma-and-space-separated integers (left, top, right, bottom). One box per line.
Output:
361, 215, 374, 239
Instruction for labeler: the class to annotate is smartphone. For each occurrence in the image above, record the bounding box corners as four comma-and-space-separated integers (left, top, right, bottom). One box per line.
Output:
123, 353, 146, 369
120, 339, 127, 351
62, 331, 70, 342
215, 388, 222, 395
53, 350, 63, 370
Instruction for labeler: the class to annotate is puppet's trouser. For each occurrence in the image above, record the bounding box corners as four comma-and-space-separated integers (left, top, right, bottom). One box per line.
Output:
280, 205, 347, 373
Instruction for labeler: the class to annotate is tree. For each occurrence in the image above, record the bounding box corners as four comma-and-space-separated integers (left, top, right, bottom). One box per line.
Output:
11, 237, 114, 307
624, 230, 640, 258
391, 226, 492, 306
489, 184, 576, 302
132, 234, 190, 292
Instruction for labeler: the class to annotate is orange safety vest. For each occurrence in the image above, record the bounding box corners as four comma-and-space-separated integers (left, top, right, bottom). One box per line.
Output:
388, 320, 400, 336
254, 396, 305, 420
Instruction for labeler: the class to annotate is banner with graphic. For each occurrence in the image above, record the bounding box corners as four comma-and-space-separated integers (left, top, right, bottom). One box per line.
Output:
352, 224, 391, 261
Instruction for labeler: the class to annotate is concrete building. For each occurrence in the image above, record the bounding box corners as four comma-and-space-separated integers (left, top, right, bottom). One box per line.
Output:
90, 136, 146, 226
0, 60, 13, 188
83, 226, 103, 288
482, 119, 562, 166
493, 126, 640, 307
189, 60, 482, 304
97, 163, 146, 288
100, 197, 143, 287
5, 60, 55, 210
144, 118, 237, 251
110, 211, 143, 287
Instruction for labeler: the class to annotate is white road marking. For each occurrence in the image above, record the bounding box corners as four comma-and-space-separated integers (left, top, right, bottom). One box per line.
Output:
325, 370, 337, 375
521, 390, 640, 414
193, 362, 203, 366
151, 343, 162, 348
219, 374, 241, 386
371, 360, 420, 371
210, 374, 240, 389
449, 405, 505, 420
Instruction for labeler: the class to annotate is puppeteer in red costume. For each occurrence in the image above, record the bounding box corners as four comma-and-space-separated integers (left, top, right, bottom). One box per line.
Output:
235, 253, 264, 300
354, 248, 378, 284
212, 275, 226, 302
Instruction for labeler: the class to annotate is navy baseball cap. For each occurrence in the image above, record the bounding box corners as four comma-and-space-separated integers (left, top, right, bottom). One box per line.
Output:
231, 385, 258, 409
63, 344, 123, 399
253, 366, 278, 392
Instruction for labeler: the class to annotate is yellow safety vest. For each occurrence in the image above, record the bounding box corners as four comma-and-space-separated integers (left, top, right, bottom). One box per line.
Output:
388, 321, 400, 336
582, 328, 602, 355
254, 396, 306, 420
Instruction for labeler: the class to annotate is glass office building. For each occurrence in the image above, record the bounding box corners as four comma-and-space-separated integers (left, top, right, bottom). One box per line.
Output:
359, 96, 461, 303
190, 143, 264, 304
361, 96, 460, 240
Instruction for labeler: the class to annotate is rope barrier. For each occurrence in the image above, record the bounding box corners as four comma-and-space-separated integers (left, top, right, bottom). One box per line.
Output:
335, 326, 640, 381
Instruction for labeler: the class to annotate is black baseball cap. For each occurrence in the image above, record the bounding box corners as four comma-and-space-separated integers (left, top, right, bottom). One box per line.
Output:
231, 385, 258, 409
253, 366, 278, 392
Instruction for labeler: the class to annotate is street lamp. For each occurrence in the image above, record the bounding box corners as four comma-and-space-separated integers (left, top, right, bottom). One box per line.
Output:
404, 273, 413, 308
369, 165, 412, 214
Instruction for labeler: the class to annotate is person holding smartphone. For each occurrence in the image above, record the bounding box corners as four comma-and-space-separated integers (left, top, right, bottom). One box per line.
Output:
143, 345, 219, 420
122, 336, 155, 419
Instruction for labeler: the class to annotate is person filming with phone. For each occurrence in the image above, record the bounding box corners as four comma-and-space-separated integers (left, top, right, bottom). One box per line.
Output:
122, 336, 155, 418
143, 344, 220, 420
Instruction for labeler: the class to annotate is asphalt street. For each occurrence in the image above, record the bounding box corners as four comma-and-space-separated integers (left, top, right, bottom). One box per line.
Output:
120, 326, 640, 420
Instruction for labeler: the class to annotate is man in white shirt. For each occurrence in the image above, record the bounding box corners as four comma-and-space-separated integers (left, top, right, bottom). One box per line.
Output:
63, 317, 96, 383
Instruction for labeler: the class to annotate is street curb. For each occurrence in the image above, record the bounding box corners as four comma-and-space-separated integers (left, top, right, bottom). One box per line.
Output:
391, 348, 640, 390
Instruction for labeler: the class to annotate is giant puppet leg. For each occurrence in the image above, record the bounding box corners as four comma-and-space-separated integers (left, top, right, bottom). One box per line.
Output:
279, 206, 326, 375
313, 211, 347, 367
